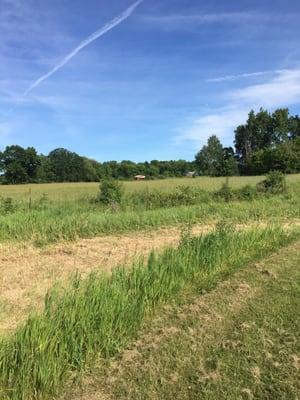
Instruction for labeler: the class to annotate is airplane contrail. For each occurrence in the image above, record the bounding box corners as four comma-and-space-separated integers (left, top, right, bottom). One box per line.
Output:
22, 0, 144, 97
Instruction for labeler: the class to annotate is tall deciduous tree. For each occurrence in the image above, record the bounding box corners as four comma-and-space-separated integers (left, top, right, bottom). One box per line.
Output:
0, 145, 40, 184
48, 148, 85, 182
195, 135, 224, 176
234, 109, 273, 161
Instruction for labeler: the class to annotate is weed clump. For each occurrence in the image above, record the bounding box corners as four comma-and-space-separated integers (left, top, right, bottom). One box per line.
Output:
0, 197, 15, 214
257, 171, 287, 194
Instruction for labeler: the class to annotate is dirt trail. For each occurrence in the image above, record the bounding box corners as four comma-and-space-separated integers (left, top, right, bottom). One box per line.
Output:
0, 220, 299, 334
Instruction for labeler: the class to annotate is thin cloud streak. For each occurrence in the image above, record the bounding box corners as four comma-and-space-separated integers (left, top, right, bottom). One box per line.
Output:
206, 69, 289, 83
22, 0, 143, 97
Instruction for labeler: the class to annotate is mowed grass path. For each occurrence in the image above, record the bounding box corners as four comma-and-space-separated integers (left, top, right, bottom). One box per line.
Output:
1, 174, 300, 201
63, 240, 300, 400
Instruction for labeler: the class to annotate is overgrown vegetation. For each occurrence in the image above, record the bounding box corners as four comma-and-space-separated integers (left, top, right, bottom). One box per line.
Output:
257, 170, 287, 194
97, 178, 124, 206
0, 225, 298, 399
0, 174, 298, 245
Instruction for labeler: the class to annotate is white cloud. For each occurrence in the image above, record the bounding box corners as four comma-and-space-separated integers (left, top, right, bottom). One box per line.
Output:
230, 69, 300, 108
177, 69, 300, 148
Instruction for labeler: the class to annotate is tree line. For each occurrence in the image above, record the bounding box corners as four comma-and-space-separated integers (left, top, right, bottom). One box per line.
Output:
0, 147, 195, 184
0, 108, 299, 184
196, 107, 300, 176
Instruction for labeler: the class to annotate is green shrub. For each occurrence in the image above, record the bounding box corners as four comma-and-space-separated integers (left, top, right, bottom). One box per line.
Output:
98, 178, 124, 205
257, 171, 287, 194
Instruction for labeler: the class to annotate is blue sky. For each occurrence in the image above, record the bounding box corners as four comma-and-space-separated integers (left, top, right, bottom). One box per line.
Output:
1, 0, 300, 162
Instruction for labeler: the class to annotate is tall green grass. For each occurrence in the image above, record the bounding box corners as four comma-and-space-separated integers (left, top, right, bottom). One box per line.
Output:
0, 176, 299, 245
0, 225, 298, 399
0, 192, 299, 245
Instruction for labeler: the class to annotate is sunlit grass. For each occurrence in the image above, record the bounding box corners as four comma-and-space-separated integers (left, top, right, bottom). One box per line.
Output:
0, 174, 299, 201
0, 225, 298, 399
0, 175, 299, 245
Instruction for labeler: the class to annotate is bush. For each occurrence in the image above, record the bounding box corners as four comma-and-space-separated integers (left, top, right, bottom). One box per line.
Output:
98, 178, 124, 205
257, 171, 287, 194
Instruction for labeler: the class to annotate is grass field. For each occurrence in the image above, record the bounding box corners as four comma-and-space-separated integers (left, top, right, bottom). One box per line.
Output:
1, 174, 299, 201
0, 174, 299, 245
0, 175, 299, 399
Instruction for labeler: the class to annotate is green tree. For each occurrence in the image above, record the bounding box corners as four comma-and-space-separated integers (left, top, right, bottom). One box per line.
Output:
81, 158, 100, 182
272, 108, 291, 144
117, 161, 138, 180
0, 145, 40, 184
195, 135, 224, 176
48, 148, 85, 182
289, 115, 300, 139
221, 147, 239, 176
36, 155, 55, 182
235, 109, 273, 162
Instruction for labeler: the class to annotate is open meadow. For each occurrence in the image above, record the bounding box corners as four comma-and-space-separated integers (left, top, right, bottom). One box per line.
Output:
0, 174, 300, 399
0, 174, 299, 201
0, 174, 299, 244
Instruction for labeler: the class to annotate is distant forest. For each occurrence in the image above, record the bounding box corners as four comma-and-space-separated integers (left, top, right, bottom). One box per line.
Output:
0, 108, 299, 184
